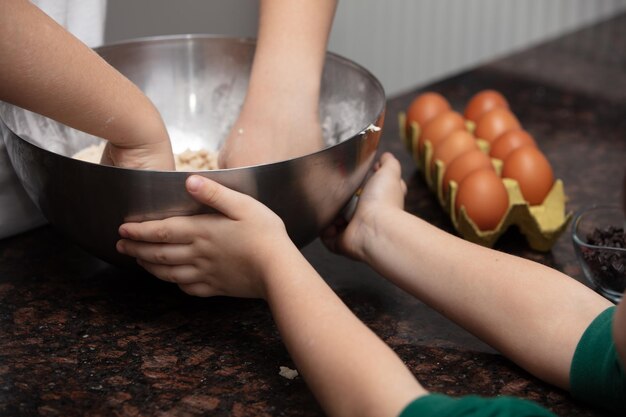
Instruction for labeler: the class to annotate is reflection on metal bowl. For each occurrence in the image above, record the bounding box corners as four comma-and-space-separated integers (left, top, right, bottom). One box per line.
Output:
0, 35, 385, 267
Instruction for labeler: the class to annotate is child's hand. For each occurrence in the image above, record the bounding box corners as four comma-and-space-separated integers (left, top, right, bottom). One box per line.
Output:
101, 137, 175, 171
100, 113, 175, 171
322, 152, 406, 261
116, 175, 291, 298
217, 84, 323, 169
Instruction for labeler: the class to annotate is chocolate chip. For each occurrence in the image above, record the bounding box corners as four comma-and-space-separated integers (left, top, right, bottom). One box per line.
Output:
583, 226, 626, 293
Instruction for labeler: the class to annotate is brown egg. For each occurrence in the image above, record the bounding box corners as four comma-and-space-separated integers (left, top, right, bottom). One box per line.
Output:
406, 92, 450, 139
442, 149, 493, 195
430, 130, 478, 174
489, 129, 537, 160
455, 169, 509, 231
474, 108, 521, 143
464, 90, 510, 123
502, 146, 554, 205
419, 111, 465, 154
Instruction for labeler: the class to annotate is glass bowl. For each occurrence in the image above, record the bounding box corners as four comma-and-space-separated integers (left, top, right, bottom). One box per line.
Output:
572, 205, 626, 303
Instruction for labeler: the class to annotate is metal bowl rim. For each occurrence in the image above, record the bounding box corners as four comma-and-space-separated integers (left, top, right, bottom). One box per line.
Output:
66, 33, 385, 173
2, 33, 385, 174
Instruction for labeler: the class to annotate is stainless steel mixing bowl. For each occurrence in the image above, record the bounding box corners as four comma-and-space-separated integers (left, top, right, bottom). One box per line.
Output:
0, 35, 384, 267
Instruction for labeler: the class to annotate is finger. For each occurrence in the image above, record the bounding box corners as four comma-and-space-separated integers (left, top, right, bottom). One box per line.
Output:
102, 141, 175, 171
136, 259, 202, 285
379, 151, 395, 164
119, 217, 196, 244
379, 152, 400, 170
100, 143, 114, 166
321, 230, 339, 252
401, 179, 408, 196
320, 234, 335, 253
186, 175, 251, 220
376, 153, 402, 179
323, 215, 347, 236
321, 223, 339, 239
117, 240, 195, 266
178, 282, 220, 297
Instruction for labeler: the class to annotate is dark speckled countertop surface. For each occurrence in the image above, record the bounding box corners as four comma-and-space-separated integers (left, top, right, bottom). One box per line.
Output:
2, 14, 625, 417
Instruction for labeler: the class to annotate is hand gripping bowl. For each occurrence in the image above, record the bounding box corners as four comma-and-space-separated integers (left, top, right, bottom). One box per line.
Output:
0, 35, 385, 267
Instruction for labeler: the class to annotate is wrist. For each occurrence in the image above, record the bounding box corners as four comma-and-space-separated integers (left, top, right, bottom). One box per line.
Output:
129, 104, 170, 147
237, 89, 320, 133
255, 236, 304, 300
100, 98, 169, 149
246, 48, 323, 108
351, 206, 406, 265
245, 77, 321, 112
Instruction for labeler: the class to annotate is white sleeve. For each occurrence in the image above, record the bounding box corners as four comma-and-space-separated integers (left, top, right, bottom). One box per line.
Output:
31, 0, 107, 47
0, 1, 108, 239
0, 122, 47, 240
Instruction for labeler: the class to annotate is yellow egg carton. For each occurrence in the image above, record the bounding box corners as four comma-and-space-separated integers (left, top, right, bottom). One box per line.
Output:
398, 113, 571, 251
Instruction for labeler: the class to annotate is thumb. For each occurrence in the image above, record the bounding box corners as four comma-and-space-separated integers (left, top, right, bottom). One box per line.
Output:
378, 152, 402, 177
186, 175, 247, 219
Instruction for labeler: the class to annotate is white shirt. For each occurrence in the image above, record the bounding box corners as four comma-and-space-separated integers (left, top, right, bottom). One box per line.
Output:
0, 0, 107, 239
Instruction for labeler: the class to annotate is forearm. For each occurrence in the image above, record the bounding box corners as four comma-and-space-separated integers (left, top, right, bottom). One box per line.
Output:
0, 0, 168, 151
360, 208, 612, 390
262, 242, 426, 417
248, 0, 337, 107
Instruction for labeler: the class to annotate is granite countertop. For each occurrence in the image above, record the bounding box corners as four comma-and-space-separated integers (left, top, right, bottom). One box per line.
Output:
2, 14, 625, 417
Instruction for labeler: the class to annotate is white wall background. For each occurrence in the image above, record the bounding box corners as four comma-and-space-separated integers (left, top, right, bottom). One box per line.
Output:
329, 0, 626, 96
105, 0, 260, 41
106, 0, 626, 97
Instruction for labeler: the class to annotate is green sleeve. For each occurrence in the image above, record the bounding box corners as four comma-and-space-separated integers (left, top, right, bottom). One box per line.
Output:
570, 306, 626, 415
399, 393, 557, 417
